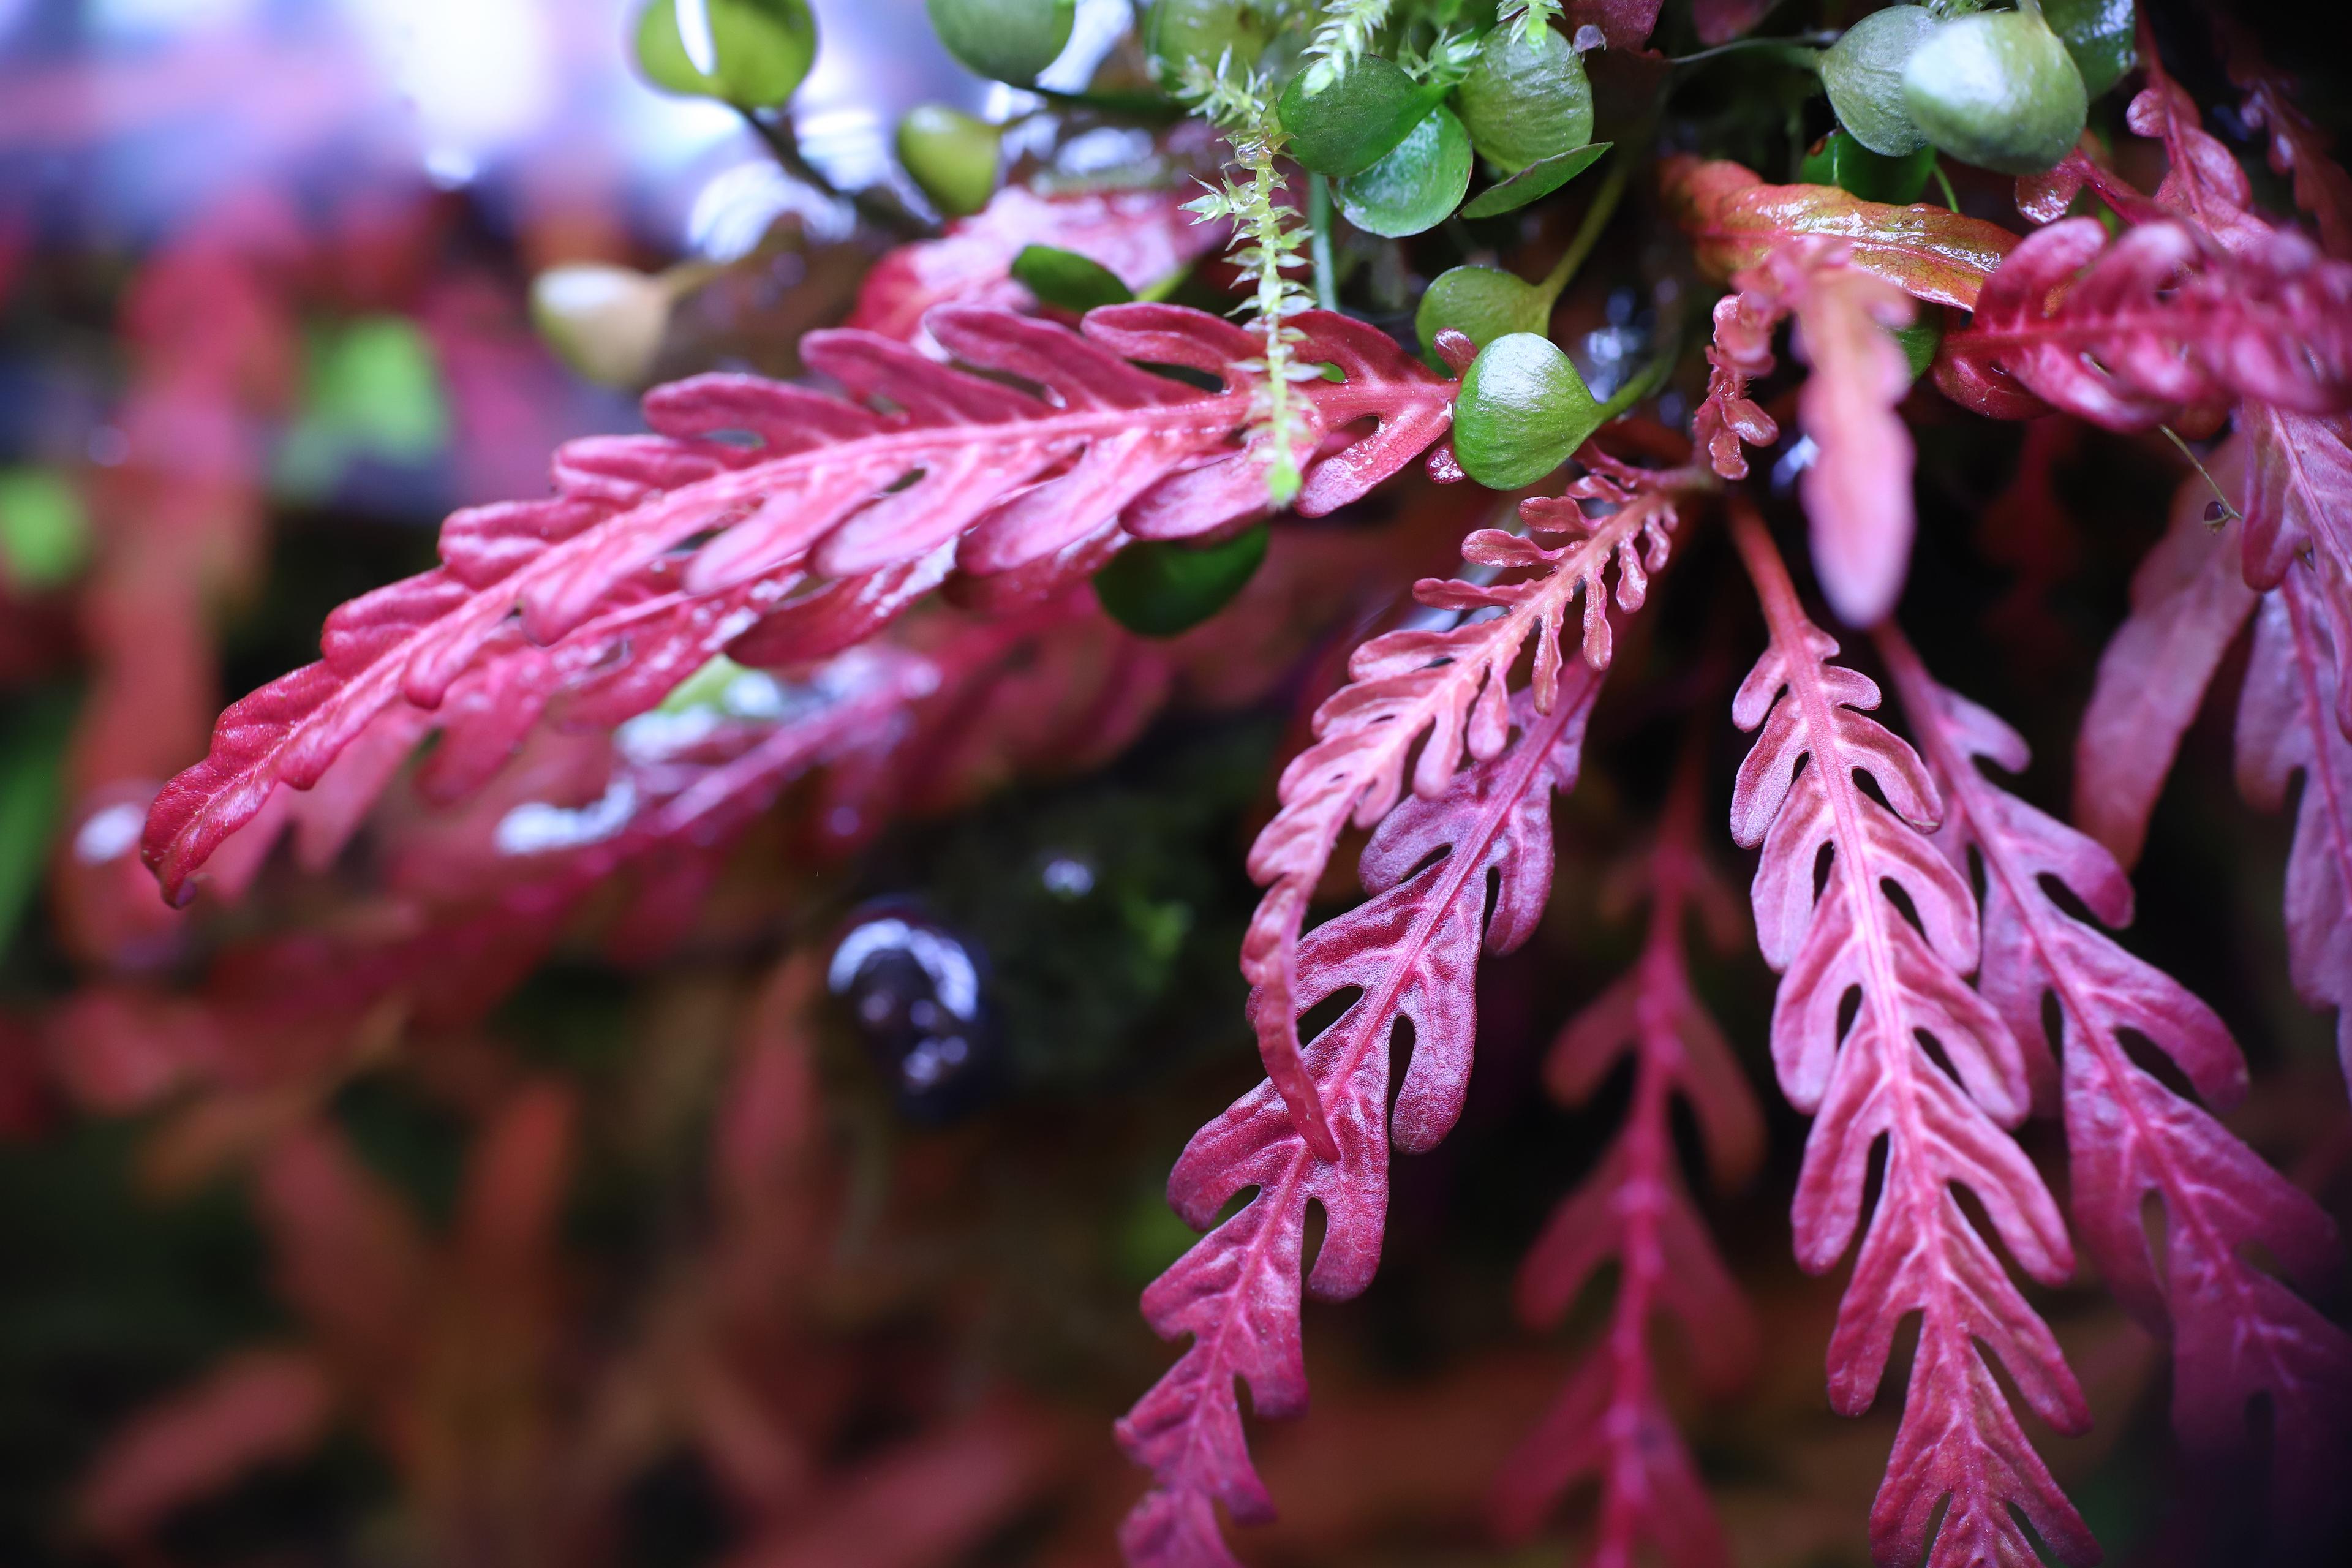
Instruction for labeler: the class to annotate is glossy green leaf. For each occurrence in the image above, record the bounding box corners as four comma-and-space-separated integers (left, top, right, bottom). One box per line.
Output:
1452, 333, 1602, 489
2043, 0, 2135, 99
1452, 22, 1593, 175
1902, 7, 2087, 175
925, 0, 1074, 85
1093, 524, 1269, 637
1277, 55, 1431, 178
1820, 4, 1936, 156
1335, 106, 1472, 239
635, 0, 818, 108
1011, 245, 1134, 311
1892, 311, 1943, 382
1798, 129, 1937, 205
1414, 266, 1551, 364
1143, 0, 1279, 84
897, 104, 1001, 217
1458, 141, 1610, 220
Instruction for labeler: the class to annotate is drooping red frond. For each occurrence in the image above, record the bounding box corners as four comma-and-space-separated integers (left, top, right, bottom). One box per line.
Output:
1938, 217, 2352, 429
1880, 622, 2352, 1526
1723, 505, 2094, 1568
141, 304, 1452, 907
845, 186, 1224, 347
2220, 24, 2352, 261
1118, 678, 1605, 1568
1693, 234, 1916, 625
2237, 405, 2352, 741
1660, 156, 2016, 309
1243, 454, 1685, 1156
1494, 756, 1762, 1567
2237, 567, 2352, 1094
2074, 446, 2260, 869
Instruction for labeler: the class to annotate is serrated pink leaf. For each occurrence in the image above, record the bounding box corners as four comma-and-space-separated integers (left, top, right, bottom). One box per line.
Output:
2074, 444, 2260, 868
2237, 569, 2352, 1094
1883, 622, 2352, 1526
77, 1347, 336, 1542
142, 306, 1452, 911
2239, 404, 2352, 741
1725, 506, 2093, 1568
2225, 34, 2352, 262
1120, 679, 1604, 1567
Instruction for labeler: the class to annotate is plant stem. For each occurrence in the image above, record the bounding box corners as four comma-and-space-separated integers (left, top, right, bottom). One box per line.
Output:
2160, 426, 2243, 524
1308, 174, 1338, 311
735, 107, 932, 239
1035, 85, 1185, 123
1930, 161, 1961, 212
1535, 154, 1629, 306
1668, 32, 1836, 69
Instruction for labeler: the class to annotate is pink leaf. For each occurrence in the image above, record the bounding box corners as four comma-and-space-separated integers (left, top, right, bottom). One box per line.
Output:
1698, 236, 1917, 625
142, 306, 1452, 908
2226, 37, 2352, 261
2239, 404, 2352, 740
1724, 506, 2094, 1568
1882, 622, 2352, 1528
1496, 760, 1760, 1564
1941, 219, 2352, 431
77, 1347, 337, 1541
2074, 442, 2261, 867
2237, 568, 2352, 1093
1120, 679, 1605, 1567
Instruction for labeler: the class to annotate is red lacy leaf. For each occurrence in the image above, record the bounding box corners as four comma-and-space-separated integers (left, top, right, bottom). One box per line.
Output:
1243, 456, 1683, 1156
2125, 55, 2271, 251
1695, 235, 1917, 625
846, 187, 1223, 347
1662, 156, 2017, 309
1939, 218, 2352, 430
2237, 568, 2352, 1091
1883, 624, 2352, 1526
1118, 680, 1604, 1567
2239, 404, 2352, 741
1724, 507, 2094, 1568
2075, 445, 2260, 868
1493, 763, 1760, 1562
141, 304, 1451, 906
1569, 0, 1662, 51
77, 1348, 336, 1543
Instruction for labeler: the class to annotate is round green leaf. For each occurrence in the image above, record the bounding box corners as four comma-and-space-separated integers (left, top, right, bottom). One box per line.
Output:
1452, 333, 1602, 489
1891, 311, 1943, 382
1797, 128, 1936, 205
1276, 55, 1430, 178
634, 0, 818, 109
1820, 4, 1936, 156
897, 104, 1002, 217
1011, 244, 1134, 311
1143, 0, 1280, 85
1334, 105, 1472, 239
1415, 266, 1551, 364
0, 468, 89, 590
925, 0, 1074, 86
1902, 7, 2087, 175
2042, 0, 2135, 99
1452, 22, 1593, 175
1093, 524, 1270, 637
1457, 140, 1610, 220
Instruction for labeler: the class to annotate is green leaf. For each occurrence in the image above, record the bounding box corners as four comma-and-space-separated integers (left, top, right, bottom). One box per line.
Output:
1892, 311, 1943, 382
1093, 524, 1269, 637
1277, 55, 1434, 178
1458, 140, 1610, 220
1452, 22, 1593, 175
925, 0, 1074, 86
897, 104, 1002, 217
0, 469, 89, 590
1335, 105, 1472, 239
1011, 244, 1134, 311
1142, 0, 1278, 86
1414, 266, 1551, 364
1452, 333, 1601, 489
1820, 3, 1936, 156
1902, 7, 2087, 175
2042, 0, 2135, 99
634, 0, 819, 109
1798, 129, 1936, 205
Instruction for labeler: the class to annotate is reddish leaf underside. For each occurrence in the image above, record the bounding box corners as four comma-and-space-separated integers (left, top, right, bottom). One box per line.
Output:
1882, 624, 2352, 1529
1725, 507, 2094, 1568
1118, 684, 1600, 1568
